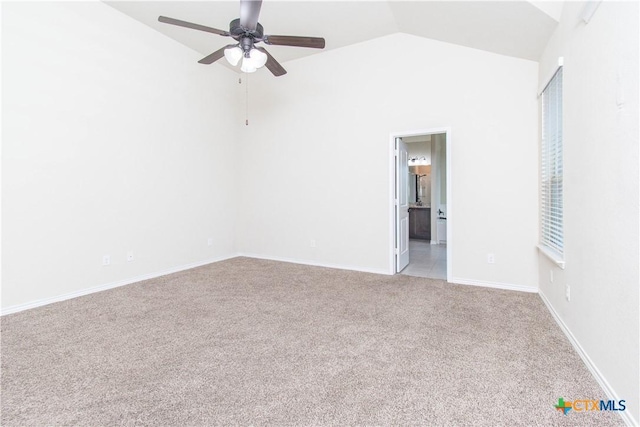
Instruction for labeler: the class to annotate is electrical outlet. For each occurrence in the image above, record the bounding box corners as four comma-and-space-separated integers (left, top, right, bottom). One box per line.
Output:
550, 270, 554, 283
565, 283, 570, 301
102, 255, 111, 266
207, 238, 213, 247
487, 253, 495, 264
310, 239, 317, 248
127, 251, 134, 262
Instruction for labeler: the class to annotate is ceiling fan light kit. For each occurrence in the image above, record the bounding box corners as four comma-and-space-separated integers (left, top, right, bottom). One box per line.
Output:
238, 47, 268, 73
158, 0, 325, 77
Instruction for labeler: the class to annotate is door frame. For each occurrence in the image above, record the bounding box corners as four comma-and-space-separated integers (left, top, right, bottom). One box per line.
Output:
389, 127, 452, 281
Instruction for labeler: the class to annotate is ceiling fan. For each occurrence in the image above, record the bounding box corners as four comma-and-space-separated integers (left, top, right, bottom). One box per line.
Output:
158, 0, 325, 77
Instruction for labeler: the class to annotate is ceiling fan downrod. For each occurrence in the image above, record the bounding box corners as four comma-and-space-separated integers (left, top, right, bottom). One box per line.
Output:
239, 36, 254, 57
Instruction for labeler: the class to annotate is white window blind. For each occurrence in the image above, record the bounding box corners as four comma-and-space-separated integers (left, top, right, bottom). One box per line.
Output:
541, 67, 563, 256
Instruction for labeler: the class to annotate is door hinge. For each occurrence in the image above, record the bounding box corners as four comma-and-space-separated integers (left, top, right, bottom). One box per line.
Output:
395, 248, 399, 255
395, 199, 399, 206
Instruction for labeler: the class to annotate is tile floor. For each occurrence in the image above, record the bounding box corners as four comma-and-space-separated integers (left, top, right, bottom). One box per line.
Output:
401, 240, 447, 280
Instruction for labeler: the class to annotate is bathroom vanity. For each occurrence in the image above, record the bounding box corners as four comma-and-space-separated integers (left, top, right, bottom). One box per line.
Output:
408, 206, 431, 240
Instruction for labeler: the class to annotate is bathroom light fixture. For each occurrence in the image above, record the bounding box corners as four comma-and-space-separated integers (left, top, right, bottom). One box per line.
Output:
408, 156, 429, 166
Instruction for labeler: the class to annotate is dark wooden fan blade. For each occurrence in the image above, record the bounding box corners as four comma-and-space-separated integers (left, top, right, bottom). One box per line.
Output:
158, 16, 228, 36
239, 0, 262, 32
263, 35, 325, 49
255, 47, 286, 77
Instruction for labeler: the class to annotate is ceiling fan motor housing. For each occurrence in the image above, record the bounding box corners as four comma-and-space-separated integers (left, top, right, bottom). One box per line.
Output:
229, 18, 264, 40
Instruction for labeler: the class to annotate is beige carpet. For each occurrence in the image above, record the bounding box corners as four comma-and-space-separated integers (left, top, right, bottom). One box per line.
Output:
1, 257, 623, 426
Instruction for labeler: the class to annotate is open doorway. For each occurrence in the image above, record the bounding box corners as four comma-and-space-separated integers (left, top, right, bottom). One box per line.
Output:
391, 128, 451, 281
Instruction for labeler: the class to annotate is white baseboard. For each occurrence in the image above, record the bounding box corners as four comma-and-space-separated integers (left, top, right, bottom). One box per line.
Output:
1, 254, 238, 316
450, 277, 538, 293
539, 291, 637, 427
236, 252, 391, 276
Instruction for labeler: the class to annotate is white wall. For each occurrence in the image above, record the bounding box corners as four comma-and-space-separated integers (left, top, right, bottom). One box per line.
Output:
436, 133, 447, 206
407, 140, 431, 163
236, 33, 539, 288
1, 1, 239, 311
537, 1, 639, 424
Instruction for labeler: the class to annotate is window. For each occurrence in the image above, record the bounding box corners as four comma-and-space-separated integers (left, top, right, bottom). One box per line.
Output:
541, 67, 563, 257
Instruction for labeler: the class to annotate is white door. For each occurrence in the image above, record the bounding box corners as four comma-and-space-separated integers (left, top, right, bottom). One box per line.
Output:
396, 137, 410, 272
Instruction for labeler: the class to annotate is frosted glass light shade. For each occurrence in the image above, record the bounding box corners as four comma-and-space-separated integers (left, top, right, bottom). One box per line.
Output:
224, 46, 243, 66
240, 48, 267, 73
248, 48, 268, 68
240, 57, 257, 73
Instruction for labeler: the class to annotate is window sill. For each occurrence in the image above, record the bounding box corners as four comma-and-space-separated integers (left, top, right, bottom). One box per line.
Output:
537, 244, 565, 269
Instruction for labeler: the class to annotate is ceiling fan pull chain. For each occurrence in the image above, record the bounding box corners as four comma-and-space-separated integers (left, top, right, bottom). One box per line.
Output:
245, 72, 249, 126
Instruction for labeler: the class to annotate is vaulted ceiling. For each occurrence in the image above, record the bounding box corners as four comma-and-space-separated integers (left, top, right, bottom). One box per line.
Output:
105, 1, 561, 69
